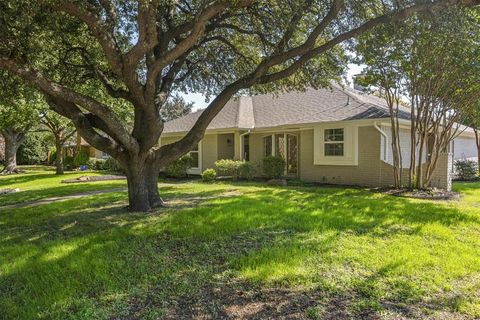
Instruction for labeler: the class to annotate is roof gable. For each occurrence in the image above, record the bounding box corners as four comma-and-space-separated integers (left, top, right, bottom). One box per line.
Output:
163, 85, 410, 134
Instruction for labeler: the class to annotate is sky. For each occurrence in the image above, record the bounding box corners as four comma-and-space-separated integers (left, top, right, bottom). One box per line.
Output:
180, 63, 365, 111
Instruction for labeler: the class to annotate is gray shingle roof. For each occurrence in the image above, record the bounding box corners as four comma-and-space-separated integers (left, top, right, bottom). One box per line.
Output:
163, 85, 410, 133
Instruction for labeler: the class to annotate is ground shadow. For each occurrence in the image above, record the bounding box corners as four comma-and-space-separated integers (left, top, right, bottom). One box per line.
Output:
1, 182, 479, 319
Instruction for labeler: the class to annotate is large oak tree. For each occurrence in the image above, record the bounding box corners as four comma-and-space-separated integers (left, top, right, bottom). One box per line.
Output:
0, 0, 479, 211
0, 72, 42, 174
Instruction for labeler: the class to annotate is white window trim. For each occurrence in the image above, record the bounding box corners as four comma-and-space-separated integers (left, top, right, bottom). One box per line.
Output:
323, 128, 345, 157
187, 142, 202, 174
313, 124, 358, 166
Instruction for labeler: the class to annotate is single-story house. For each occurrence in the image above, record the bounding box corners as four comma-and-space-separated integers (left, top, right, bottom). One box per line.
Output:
161, 85, 478, 190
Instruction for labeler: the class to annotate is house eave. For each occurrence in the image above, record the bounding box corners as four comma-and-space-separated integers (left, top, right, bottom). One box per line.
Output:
161, 117, 408, 138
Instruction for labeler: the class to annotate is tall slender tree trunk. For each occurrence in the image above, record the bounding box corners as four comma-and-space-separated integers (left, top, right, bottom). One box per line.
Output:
124, 156, 163, 211
475, 129, 480, 176
0, 129, 25, 174
55, 139, 64, 175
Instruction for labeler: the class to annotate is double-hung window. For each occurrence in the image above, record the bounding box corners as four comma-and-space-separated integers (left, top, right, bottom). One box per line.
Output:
324, 128, 344, 156
189, 144, 200, 168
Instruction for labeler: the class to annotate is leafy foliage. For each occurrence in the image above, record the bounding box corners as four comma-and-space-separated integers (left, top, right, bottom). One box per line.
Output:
238, 161, 256, 180
17, 132, 49, 165
103, 157, 123, 172
214, 159, 256, 180
160, 94, 194, 122
201, 168, 217, 182
455, 160, 478, 181
263, 156, 286, 179
215, 159, 242, 179
73, 149, 90, 167
356, 7, 480, 188
87, 158, 107, 170
165, 155, 193, 178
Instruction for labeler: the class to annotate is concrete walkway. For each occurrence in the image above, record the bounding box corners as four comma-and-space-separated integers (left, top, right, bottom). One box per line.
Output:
0, 188, 127, 211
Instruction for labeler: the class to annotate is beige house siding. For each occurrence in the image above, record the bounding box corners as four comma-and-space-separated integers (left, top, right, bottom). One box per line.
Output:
453, 136, 477, 161
299, 126, 382, 186
217, 133, 235, 160
247, 133, 266, 171
160, 124, 452, 190
202, 134, 219, 169
161, 132, 228, 171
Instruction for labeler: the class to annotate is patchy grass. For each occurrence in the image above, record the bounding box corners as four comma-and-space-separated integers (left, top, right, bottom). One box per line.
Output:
1, 167, 480, 319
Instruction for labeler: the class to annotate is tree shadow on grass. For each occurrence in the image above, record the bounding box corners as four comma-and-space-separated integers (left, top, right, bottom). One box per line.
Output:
1, 184, 479, 319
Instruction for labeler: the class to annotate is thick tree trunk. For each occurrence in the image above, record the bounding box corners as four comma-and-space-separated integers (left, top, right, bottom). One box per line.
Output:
55, 139, 64, 175
1, 129, 25, 174
125, 159, 163, 211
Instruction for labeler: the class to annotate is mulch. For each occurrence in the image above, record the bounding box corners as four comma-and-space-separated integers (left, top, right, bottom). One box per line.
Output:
380, 188, 460, 201
61, 175, 126, 183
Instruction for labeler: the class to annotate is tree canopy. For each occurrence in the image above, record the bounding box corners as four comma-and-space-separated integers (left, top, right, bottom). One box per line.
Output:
0, 72, 44, 173
0, 0, 479, 210
160, 94, 194, 122
356, 7, 480, 188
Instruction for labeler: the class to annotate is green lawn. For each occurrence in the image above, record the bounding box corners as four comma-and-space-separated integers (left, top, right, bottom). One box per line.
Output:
1, 167, 480, 319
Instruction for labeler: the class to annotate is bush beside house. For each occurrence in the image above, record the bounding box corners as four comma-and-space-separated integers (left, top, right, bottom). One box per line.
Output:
165, 155, 193, 178
455, 160, 478, 181
201, 168, 217, 182
214, 159, 256, 180
263, 156, 286, 179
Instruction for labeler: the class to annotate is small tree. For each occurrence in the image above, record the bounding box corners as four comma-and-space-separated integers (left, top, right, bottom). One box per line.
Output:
40, 109, 76, 174
356, 25, 406, 188
0, 72, 41, 174
463, 103, 480, 175
357, 8, 480, 189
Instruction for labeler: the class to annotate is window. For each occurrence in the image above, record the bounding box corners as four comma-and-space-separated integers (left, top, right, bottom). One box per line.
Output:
275, 134, 286, 159
263, 135, 273, 157
324, 128, 344, 156
242, 135, 250, 161
189, 143, 200, 168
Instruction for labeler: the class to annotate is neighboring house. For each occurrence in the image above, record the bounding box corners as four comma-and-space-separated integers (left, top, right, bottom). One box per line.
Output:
68, 135, 109, 159
161, 85, 478, 190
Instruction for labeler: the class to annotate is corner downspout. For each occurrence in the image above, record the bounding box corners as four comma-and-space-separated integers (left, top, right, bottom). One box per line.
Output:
239, 129, 252, 161
374, 122, 388, 161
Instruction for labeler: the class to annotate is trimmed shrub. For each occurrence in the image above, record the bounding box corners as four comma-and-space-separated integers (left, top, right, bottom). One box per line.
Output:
86, 158, 107, 170
455, 160, 477, 181
73, 149, 90, 167
214, 159, 256, 180
165, 155, 192, 178
201, 168, 217, 182
239, 161, 256, 180
215, 159, 242, 178
263, 156, 286, 179
103, 157, 122, 172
